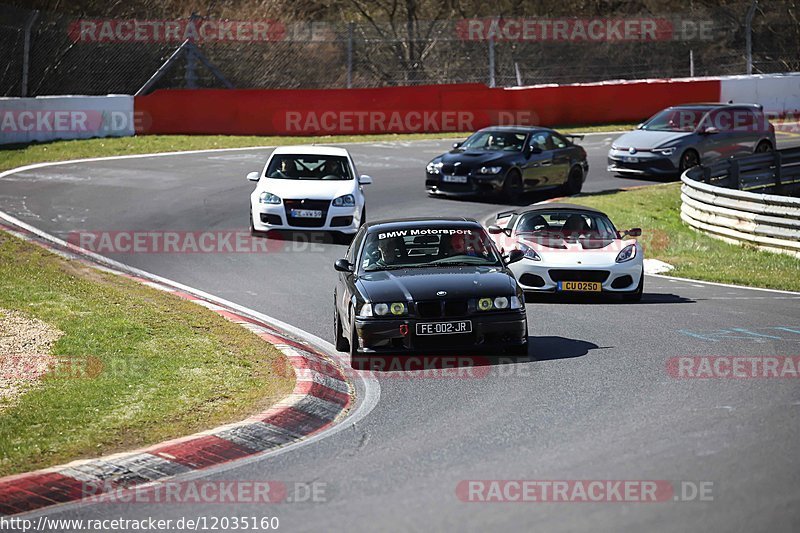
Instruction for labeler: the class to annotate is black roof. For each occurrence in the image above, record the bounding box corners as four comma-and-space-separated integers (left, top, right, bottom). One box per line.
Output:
667, 102, 763, 110
496, 203, 606, 219
475, 125, 555, 135
364, 217, 480, 232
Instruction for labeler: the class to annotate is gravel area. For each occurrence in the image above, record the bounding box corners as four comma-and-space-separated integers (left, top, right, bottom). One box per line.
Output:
0, 308, 62, 409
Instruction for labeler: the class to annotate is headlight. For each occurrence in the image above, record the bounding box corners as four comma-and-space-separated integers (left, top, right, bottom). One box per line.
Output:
477, 298, 493, 311
368, 302, 407, 317
259, 192, 281, 204
518, 243, 542, 261
426, 161, 443, 174
611, 144, 620, 151
493, 297, 509, 309
476, 297, 512, 311
616, 244, 637, 263
332, 194, 355, 207
358, 303, 373, 318
478, 166, 502, 175
655, 147, 676, 156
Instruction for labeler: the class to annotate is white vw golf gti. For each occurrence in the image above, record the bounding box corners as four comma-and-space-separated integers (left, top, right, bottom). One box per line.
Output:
488, 203, 644, 301
248, 146, 372, 241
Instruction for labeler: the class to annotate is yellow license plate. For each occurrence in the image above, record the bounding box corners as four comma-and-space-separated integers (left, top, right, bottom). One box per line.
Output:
559, 281, 601, 292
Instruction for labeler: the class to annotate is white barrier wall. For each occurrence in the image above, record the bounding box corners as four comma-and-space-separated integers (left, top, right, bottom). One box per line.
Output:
720, 73, 800, 117
0, 95, 135, 145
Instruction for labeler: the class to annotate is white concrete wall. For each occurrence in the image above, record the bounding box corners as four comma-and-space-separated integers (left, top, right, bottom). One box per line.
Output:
720, 73, 800, 117
0, 95, 134, 145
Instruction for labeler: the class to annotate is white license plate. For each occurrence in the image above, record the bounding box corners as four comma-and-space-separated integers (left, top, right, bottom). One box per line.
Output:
290, 209, 323, 218
416, 320, 472, 336
624, 157, 639, 163
442, 175, 468, 183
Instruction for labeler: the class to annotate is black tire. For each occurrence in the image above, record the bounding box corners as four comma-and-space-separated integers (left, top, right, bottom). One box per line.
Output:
348, 311, 361, 362
502, 169, 524, 203
333, 299, 350, 352
755, 140, 772, 153
679, 150, 700, 173
360, 207, 366, 227
564, 165, 584, 196
333, 232, 354, 245
622, 270, 644, 302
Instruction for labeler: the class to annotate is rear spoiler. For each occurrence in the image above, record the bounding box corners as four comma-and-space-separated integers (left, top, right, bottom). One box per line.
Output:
564, 134, 585, 142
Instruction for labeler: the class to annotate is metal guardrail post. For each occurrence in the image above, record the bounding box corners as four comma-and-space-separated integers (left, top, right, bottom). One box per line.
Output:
730, 158, 742, 189
774, 151, 783, 189
703, 166, 712, 184
21, 10, 39, 97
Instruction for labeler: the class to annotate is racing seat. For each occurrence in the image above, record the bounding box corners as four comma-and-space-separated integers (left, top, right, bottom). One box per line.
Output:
518, 215, 548, 232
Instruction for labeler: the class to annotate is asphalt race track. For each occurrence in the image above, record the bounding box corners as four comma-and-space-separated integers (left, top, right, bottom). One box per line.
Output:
2, 132, 800, 531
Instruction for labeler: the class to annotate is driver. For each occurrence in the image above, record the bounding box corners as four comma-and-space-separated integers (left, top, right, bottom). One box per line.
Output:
365, 237, 402, 268
320, 159, 341, 178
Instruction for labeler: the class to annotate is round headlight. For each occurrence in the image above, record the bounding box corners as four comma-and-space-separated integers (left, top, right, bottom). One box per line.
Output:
493, 297, 509, 309
374, 303, 389, 316
478, 298, 493, 311
390, 302, 406, 315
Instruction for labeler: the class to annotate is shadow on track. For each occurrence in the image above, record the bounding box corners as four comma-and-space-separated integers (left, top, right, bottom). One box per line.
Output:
523, 291, 695, 305
350, 335, 598, 374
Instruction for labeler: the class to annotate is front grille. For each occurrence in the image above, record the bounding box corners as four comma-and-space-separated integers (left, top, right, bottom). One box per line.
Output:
441, 164, 469, 176
519, 273, 545, 287
611, 275, 634, 288
260, 213, 282, 225
330, 216, 353, 227
284, 199, 329, 228
610, 157, 675, 171
549, 269, 610, 282
414, 299, 469, 318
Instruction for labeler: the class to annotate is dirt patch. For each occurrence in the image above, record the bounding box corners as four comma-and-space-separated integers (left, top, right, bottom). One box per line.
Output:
0, 308, 63, 409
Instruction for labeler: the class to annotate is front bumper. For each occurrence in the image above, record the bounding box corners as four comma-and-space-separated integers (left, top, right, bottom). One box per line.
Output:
607, 149, 680, 177
354, 310, 527, 354
512, 260, 643, 293
425, 171, 505, 196
251, 202, 362, 234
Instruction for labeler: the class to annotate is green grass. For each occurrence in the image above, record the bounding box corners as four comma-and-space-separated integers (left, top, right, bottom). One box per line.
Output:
0, 231, 295, 477
569, 183, 800, 291
0, 124, 632, 174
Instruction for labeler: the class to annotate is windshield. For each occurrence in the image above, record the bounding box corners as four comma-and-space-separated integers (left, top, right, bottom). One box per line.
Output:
641, 108, 713, 132
266, 155, 353, 180
459, 131, 527, 152
360, 228, 502, 272
516, 211, 618, 240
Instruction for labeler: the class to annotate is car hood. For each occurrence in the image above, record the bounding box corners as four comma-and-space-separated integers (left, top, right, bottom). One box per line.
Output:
613, 130, 691, 150
519, 236, 637, 266
438, 150, 509, 167
357, 266, 516, 302
256, 177, 355, 200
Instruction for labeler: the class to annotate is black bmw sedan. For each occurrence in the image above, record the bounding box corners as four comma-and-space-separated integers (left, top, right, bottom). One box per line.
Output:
425, 126, 588, 202
333, 218, 528, 361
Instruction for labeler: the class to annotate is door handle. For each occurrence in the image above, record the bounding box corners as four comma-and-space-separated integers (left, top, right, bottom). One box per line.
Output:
541, 160, 552, 166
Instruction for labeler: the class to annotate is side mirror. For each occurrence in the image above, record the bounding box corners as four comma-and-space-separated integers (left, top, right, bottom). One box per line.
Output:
246, 171, 260, 182
334, 258, 354, 272
702, 126, 719, 135
358, 175, 373, 185
487, 225, 504, 235
506, 249, 525, 264
623, 228, 642, 238
452, 142, 463, 149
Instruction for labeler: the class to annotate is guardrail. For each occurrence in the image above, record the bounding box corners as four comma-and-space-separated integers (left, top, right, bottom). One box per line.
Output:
681, 150, 800, 257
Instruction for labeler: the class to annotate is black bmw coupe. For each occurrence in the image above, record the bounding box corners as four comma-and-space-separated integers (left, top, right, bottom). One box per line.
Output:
333, 218, 528, 362
425, 126, 588, 202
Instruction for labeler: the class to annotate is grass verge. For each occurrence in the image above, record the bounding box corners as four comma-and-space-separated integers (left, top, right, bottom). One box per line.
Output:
0, 124, 632, 174
569, 183, 800, 292
0, 230, 295, 477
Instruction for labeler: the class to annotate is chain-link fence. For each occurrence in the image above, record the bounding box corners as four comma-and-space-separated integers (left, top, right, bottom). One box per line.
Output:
1, 2, 799, 96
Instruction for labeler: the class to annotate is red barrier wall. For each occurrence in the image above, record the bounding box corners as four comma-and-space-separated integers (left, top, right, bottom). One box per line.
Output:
135, 79, 721, 135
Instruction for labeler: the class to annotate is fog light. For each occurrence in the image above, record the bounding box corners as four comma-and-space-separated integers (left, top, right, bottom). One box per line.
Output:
478, 298, 493, 311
